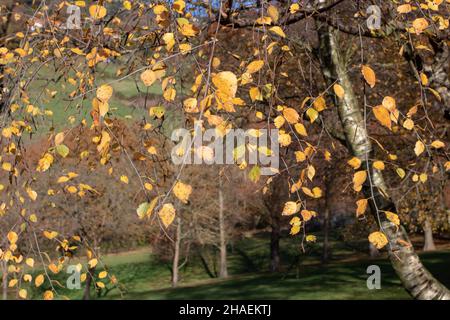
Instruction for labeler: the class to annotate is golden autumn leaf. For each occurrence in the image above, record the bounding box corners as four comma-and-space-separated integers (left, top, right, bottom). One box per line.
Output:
7, 231, 18, 243
43, 230, 58, 240
301, 210, 317, 222
385, 211, 400, 226
333, 84, 345, 99
183, 98, 198, 113
306, 108, 318, 123
120, 175, 129, 184
431, 140, 445, 149
403, 118, 414, 130
361, 65, 376, 88
96, 84, 113, 102
283, 107, 300, 124
373, 161, 385, 170
37, 153, 54, 172
267, 5, 279, 23
294, 123, 307, 136
245, 60, 264, 74
412, 18, 429, 34
173, 181, 192, 204
347, 157, 362, 170
356, 199, 368, 217
269, 26, 286, 38
140, 69, 157, 87
373, 105, 391, 129
249, 87, 263, 102
43, 290, 54, 300
414, 140, 425, 156
382, 96, 396, 111
368, 231, 388, 249
18, 288, 27, 299
212, 71, 238, 98
35, 274, 44, 287
89, 5, 107, 19
282, 201, 299, 216
99, 271, 108, 279
158, 203, 176, 228
88, 258, 98, 269
397, 4, 412, 13
353, 170, 367, 192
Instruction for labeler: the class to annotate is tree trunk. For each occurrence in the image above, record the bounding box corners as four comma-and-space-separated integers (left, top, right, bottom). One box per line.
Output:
270, 211, 281, 272
218, 177, 228, 278
322, 172, 332, 263
83, 266, 95, 300
369, 243, 380, 258
422, 218, 436, 252
317, 24, 450, 300
172, 216, 181, 288
1, 260, 7, 300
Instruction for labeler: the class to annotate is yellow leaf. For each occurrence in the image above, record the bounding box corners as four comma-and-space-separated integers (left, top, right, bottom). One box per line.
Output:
269, 26, 286, 38
249, 87, 263, 102
212, 71, 238, 98
283, 107, 300, 124
403, 118, 414, 130
282, 201, 299, 216
384, 211, 400, 226
35, 274, 44, 287
347, 157, 361, 170
373, 105, 391, 129
96, 281, 105, 289
99, 271, 108, 279
368, 231, 388, 249
96, 85, 113, 102
333, 84, 345, 99
294, 123, 307, 136
382, 96, 396, 111
412, 18, 429, 34
301, 210, 317, 222
158, 203, 176, 228
7, 231, 18, 244
245, 60, 264, 74
396, 168, 406, 179
37, 153, 54, 172
54, 132, 65, 146
89, 5, 107, 19
173, 181, 192, 204
18, 289, 27, 299
274, 115, 285, 128
397, 4, 412, 13
267, 5, 279, 23
361, 65, 376, 88
43, 290, 54, 300
414, 140, 425, 156
431, 140, 445, 149
140, 69, 157, 87
88, 258, 98, 269
373, 161, 385, 170
353, 170, 367, 192
120, 175, 129, 184
306, 108, 318, 123
26, 258, 34, 267
356, 199, 368, 217
43, 230, 58, 240
306, 235, 317, 242
313, 96, 326, 111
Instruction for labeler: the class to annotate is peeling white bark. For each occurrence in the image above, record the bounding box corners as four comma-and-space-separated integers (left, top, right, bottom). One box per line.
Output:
318, 25, 450, 300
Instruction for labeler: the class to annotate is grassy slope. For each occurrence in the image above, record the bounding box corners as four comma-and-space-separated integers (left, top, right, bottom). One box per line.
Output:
42, 235, 450, 300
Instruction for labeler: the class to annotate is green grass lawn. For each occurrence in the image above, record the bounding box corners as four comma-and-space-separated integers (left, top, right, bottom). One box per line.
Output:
30, 234, 450, 300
